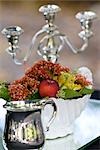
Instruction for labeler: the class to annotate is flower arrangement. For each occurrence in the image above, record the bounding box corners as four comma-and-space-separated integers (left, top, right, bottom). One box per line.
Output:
0, 60, 93, 101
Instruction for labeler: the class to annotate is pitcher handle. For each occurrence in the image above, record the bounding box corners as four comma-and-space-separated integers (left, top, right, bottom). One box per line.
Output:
41, 99, 57, 132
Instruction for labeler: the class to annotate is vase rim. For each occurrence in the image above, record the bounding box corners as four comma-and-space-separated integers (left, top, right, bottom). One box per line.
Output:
4, 100, 42, 112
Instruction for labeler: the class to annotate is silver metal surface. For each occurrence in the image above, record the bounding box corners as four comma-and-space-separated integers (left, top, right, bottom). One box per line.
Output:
1, 5, 97, 64
1, 26, 24, 65
0, 98, 100, 150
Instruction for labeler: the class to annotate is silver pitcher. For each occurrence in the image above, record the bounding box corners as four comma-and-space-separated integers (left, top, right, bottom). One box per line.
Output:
3, 99, 57, 150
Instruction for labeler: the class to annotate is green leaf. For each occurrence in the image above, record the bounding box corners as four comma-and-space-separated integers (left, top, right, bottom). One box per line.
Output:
28, 91, 41, 102
79, 88, 94, 95
0, 85, 10, 101
58, 88, 82, 99
64, 89, 82, 99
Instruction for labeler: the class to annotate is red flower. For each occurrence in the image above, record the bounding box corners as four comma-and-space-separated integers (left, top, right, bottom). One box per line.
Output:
8, 84, 29, 101
75, 74, 91, 87
8, 60, 70, 101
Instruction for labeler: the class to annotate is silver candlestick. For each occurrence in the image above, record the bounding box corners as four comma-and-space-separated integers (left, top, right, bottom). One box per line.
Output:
1, 4, 97, 65
1, 26, 24, 65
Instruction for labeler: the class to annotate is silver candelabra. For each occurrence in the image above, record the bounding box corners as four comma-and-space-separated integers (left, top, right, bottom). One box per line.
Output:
1, 4, 97, 65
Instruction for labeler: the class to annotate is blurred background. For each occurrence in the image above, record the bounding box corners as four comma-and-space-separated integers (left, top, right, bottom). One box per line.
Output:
0, 0, 100, 90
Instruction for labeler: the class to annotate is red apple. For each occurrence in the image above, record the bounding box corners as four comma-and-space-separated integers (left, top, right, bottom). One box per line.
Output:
39, 80, 59, 98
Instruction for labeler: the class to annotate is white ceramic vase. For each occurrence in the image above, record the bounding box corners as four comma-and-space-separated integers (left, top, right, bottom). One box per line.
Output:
42, 66, 93, 139
42, 95, 90, 139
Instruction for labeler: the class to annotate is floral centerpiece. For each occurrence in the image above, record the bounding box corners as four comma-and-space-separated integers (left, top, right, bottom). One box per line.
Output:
0, 60, 93, 101
0, 60, 93, 139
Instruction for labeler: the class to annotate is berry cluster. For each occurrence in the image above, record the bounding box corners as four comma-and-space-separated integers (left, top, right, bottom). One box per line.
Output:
25, 60, 70, 80
75, 74, 91, 87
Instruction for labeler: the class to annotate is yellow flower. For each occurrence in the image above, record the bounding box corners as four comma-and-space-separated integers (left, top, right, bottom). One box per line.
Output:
58, 72, 70, 87
58, 72, 82, 90
58, 72, 74, 85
